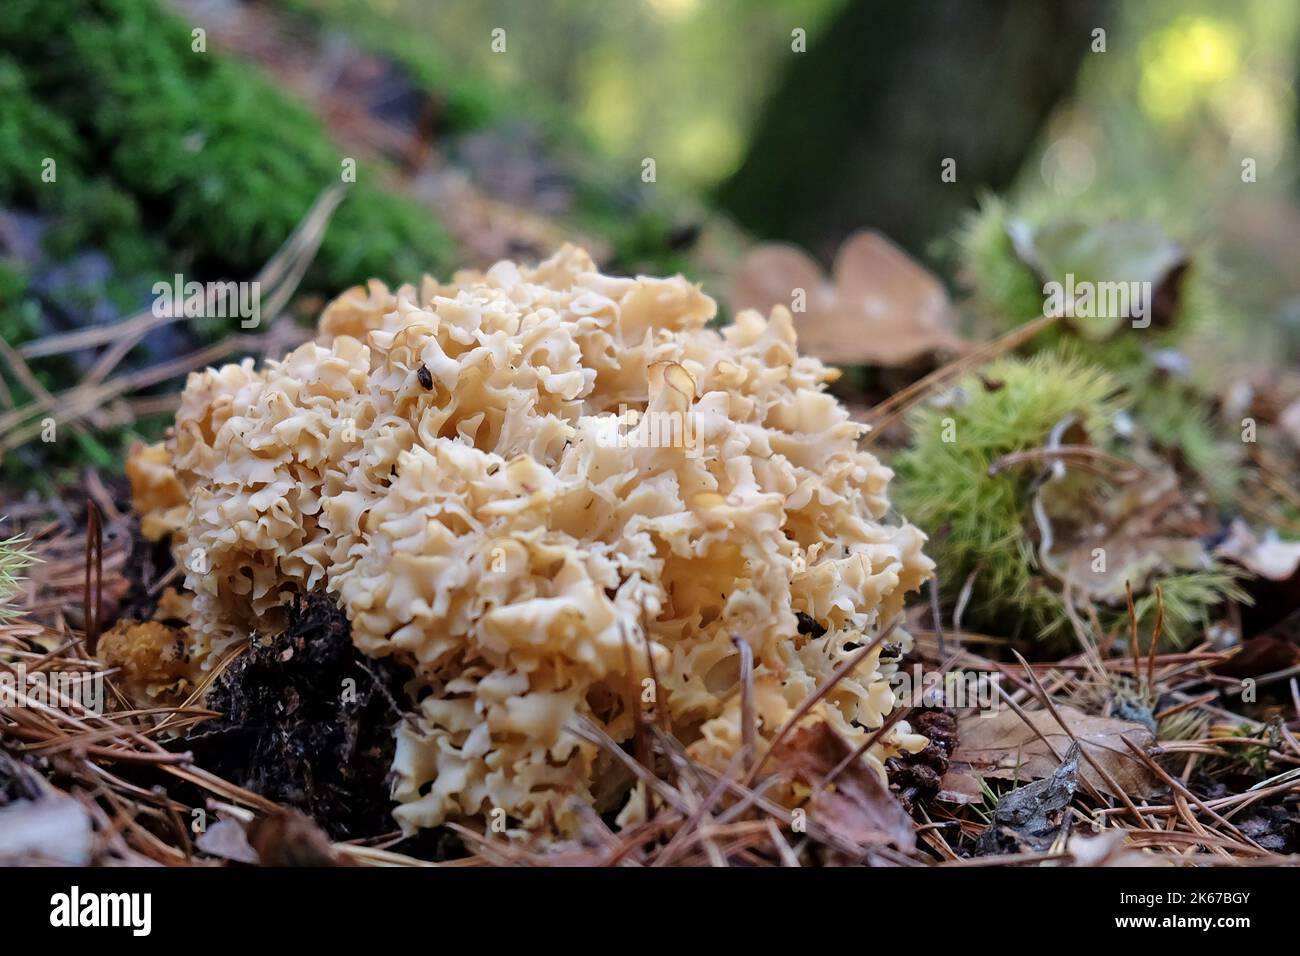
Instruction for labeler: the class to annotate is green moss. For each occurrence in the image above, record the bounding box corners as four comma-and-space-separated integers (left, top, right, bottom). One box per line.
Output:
0, 264, 38, 346
0, 57, 84, 200
0, 0, 456, 290
0, 533, 33, 620
0, 0, 466, 478
4, 0, 700, 310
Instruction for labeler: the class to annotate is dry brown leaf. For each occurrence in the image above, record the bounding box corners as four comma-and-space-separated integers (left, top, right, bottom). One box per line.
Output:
729, 243, 827, 318
935, 766, 984, 804
1037, 454, 1212, 606
773, 720, 916, 853
949, 704, 1161, 800
730, 230, 964, 367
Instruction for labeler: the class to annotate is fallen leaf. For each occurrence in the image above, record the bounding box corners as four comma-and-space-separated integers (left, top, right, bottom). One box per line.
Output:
773, 720, 916, 853
1216, 519, 1300, 582
950, 704, 1161, 800
1217, 522, 1300, 637
935, 766, 983, 805
729, 243, 828, 319
730, 230, 965, 367
975, 744, 1079, 855
1036, 452, 1213, 606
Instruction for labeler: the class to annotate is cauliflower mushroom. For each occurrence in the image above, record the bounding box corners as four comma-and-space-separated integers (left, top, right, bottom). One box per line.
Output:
128, 245, 933, 835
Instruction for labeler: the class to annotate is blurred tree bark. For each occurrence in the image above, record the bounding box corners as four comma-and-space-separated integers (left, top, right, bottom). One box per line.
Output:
716, 0, 1107, 265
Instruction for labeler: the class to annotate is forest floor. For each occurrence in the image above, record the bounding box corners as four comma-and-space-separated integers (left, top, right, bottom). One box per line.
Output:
3, 1, 1299, 868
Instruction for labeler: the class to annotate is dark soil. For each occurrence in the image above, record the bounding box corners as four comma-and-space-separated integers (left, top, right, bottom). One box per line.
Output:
117, 517, 177, 623
184, 592, 412, 841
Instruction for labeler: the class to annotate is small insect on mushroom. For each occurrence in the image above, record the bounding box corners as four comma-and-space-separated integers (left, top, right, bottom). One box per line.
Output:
417, 365, 433, 390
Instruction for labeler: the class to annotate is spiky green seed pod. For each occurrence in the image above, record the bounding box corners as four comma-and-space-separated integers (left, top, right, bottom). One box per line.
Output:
890, 352, 1242, 646
956, 199, 1245, 510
